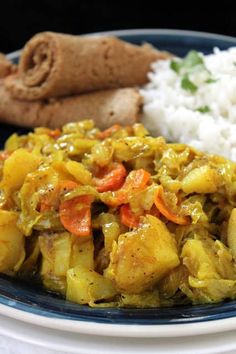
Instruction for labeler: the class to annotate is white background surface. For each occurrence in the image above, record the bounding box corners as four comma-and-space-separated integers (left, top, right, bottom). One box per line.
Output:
0, 335, 65, 354
0, 334, 236, 354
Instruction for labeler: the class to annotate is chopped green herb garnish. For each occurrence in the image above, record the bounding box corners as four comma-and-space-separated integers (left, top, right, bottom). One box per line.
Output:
205, 78, 218, 84
170, 50, 213, 93
233, 62, 236, 66
181, 75, 198, 93
182, 50, 204, 69
170, 59, 181, 73
196, 105, 210, 113
170, 50, 205, 75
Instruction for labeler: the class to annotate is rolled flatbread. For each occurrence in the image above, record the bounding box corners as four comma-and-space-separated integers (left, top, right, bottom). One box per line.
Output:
0, 53, 15, 78
4, 32, 169, 100
0, 84, 142, 129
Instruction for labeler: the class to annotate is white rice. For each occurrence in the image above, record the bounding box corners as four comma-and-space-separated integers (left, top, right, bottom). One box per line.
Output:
141, 47, 236, 160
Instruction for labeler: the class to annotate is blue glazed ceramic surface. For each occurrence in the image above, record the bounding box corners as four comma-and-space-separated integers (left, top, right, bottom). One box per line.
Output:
1, 29, 236, 325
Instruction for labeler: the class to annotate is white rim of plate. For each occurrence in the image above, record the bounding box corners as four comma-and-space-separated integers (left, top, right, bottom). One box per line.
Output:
2, 312, 236, 354
1, 303, 236, 338
3, 28, 236, 339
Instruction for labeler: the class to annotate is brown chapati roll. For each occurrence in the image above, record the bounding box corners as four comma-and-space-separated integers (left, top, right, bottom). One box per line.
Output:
4, 32, 169, 101
0, 85, 142, 129
0, 53, 15, 78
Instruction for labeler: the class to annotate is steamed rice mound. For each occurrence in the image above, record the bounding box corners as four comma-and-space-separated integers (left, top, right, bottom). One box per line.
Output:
141, 47, 236, 161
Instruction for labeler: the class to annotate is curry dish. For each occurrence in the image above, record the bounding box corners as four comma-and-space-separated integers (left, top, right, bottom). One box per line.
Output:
1, 120, 236, 307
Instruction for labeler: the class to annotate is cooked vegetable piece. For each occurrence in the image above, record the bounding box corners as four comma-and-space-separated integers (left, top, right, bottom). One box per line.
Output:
40, 179, 79, 212
59, 180, 79, 192
66, 266, 117, 305
106, 215, 179, 293
119, 290, 160, 308
182, 238, 220, 280
181, 237, 236, 303
18, 167, 59, 235
70, 236, 94, 269
181, 277, 236, 304
120, 204, 140, 228
39, 232, 71, 295
123, 169, 150, 190
159, 266, 186, 299
39, 231, 95, 294
59, 195, 93, 236
0, 210, 25, 273
112, 136, 165, 161
95, 213, 121, 253
19, 237, 40, 277
102, 169, 151, 207
155, 186, 190, 225
181, 165, 219, 194
65, 161, 93, 185
227, 208, 236, 261
93, 162, 127, 192
0, 148, 40, 198
97, 124, 121, 139
47, 128, 61, 139
90, 141, 114, 167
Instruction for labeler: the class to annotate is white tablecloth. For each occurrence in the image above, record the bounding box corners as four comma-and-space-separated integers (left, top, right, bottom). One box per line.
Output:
0, 335, 66, 354
1, 334, 236, 354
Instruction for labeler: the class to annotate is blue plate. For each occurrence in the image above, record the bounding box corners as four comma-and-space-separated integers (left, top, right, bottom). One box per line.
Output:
1, 29, 236, 327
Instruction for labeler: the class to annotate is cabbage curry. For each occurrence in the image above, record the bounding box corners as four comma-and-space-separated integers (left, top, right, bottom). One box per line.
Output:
1, 120, 236, 307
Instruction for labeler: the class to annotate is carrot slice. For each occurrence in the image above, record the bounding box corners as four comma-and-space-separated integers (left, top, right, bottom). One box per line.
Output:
122, 169, 150, 190
97, 124, 121, 139
104, 169, 151, 207
116, 169, 151, 205
47, 128, 61, 139
120, 203, 161, 229
93, 162, 127, 193
120, 204, 140, 228
155, 186, 190, 225
59, 195, 93, 236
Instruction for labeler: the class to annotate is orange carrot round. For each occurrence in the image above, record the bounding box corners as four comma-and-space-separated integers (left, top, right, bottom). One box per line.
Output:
155, 186, 190, 225
93, 162, 127, 193
97, 124, 121, 139
120, 204, 140, 228
59, 195, 93, 236
47, 128, 61, 139
122, 169, 150, 190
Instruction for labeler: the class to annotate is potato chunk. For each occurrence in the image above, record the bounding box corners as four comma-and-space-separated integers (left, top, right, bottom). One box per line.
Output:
227, 208, 236, 260
67, 266, 117, 305
0, 148, 40, 194
0, 210, 25, 273
39, 232, 94, 295
105, 215, 180, 293
182, 165, 219, 194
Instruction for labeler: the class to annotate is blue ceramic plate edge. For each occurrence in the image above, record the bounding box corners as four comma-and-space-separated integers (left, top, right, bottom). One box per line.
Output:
7, 28, 236, 61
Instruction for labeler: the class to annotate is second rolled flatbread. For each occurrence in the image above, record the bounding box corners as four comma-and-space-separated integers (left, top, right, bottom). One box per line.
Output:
4, 32, 169, 100
0, 84, 142, 129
